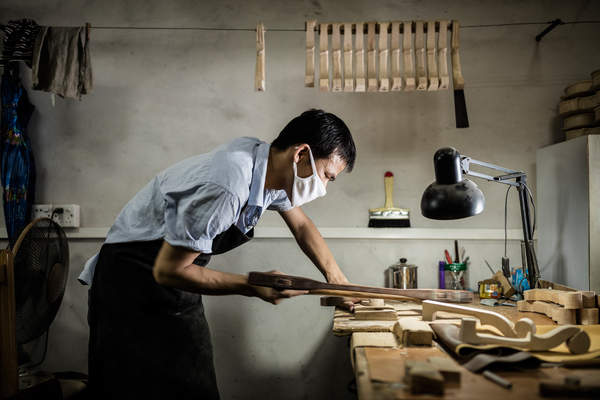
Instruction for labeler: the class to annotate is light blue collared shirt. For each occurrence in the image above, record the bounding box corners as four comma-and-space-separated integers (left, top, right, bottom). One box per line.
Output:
78, 137, 292, 285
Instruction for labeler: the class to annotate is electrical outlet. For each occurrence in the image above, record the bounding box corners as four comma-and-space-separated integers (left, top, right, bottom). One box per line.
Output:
52, 204, 80, 228
32, 204, 53, 219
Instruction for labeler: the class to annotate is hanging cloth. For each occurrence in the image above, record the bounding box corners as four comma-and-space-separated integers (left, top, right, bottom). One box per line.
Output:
0, 19, 41, 67
0, 64, 36, 248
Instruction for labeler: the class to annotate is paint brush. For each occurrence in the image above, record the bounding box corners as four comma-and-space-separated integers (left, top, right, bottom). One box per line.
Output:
451, 20, 469, 128
368, 171, 410, 227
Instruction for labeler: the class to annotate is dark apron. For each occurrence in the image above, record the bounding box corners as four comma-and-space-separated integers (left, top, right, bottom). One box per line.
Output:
88, 225, 253, 400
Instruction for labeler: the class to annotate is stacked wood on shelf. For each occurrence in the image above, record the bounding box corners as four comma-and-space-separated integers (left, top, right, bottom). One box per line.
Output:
558, 69, 600, 140
517, 288, 599, 325
305, 20, 458, 93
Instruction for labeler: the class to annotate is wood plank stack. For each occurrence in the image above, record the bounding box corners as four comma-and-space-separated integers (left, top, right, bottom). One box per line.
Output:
517, 288, 599, 325
559, 69, 600, 141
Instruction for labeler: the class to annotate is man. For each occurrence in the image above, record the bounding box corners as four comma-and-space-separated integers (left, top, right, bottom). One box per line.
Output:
79, 109, 357, 399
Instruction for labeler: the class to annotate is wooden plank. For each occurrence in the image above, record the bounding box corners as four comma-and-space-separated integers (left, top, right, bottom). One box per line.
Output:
378, 21, 390, 91
524, 289, 583, 309
402, 21, 415, 91
517, 300, 576, 325
437, 20, 449, 89
366, 22, 378, 92
354, 348, 375, 400
355, 22, 366, 92
0, 250, 18, 399
254, 23, 265, 91
305, 20, 316, 87
333, 318, 397, 335
354, 309, 398, 321
579, 308, 600, 325
319, 23, 329, 91
390, 21, 402, 91
427, 356, 462, 383
331, 23, 342, 92
414, 20, 427, 90
343, 22, 354, 92
426, 20, 439, 90
248, 272, 473, 303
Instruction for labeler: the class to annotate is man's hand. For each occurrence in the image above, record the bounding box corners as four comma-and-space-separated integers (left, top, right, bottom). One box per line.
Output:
249, 270, 308, 305
325, 271, 361, 312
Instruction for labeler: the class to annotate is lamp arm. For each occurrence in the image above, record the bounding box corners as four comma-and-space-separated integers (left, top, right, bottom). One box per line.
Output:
461, 156, 524, 186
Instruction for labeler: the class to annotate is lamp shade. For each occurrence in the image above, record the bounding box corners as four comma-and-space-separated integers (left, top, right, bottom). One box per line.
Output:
421, 147, 485, 220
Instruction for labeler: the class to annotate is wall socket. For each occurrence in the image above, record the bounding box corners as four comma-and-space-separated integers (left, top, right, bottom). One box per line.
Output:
32, 204, 80, 228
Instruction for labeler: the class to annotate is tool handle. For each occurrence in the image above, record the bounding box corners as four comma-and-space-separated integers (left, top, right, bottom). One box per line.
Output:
383, 171, 395, 209
451, 20, 464, 90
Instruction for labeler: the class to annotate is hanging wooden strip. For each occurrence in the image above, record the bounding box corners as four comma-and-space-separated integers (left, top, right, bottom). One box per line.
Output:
391, 22, 402, 91
254, 22, 265, 91
426, 20, 439, 90
343, 23, 354, 92
403, 21, 415, 91
331, 23, 343, 92
355, 22, 366, 92
319, 23, 330, 91
438, 20, 449, 89
415, 21, 427, 90
367, 22, 378, 92
378, 22, 390, 91
305, 20, 316, 87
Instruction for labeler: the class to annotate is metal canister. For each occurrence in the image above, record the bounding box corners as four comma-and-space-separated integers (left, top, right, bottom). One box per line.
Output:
385, 258, 418, 289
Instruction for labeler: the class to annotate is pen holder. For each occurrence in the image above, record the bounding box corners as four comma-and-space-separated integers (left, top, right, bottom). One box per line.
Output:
445, 262, 467, 290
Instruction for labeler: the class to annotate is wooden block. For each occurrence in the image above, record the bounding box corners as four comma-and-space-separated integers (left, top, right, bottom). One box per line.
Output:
492, 271, 515, 298
427, 356, 461, 383
343, 23, 354, 92
354, 309, 398, 321
581, 291, 597, 308
524, 289, 583, 309
402, 21, 415, 91
351, 332, 399, 350
318, 23, 329, 91
578, 308, 599, 325
437, 20, 449, 89
426, 20, 438, 91
394, 317, 434, 346
305, 20, 316, 87
414, 20, 427, 90
366, 22, 377, 92
254, 23, 265, 91
563, 113, 595, 131
517, 300, 577, 325
405, 360, 445, 395
378, 21, 390, 91
331, 23, 342, 92
355, 22, 366, 92
390, 22, 402, 91
564, 80, 593, 99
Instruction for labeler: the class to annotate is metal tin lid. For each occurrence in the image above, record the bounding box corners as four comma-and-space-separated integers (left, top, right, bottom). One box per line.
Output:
388, 257, 418, 270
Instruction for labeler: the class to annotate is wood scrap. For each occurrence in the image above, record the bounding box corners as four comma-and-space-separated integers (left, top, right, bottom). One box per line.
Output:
427, 356, 461, 383
563, 112, 595, 130
581, 291, 597, 308
351, 332, 399, 349
354, 309, 397, 321
517, 300, 576, 325
333, 319, 397, 335
437, 20, 449, 89
493, 270, 515, 298
459, 317, 591, 354
394, 317, 434, 346
404, 360, 445, 395
524, 288, 583, 309
563, 80, 594, 99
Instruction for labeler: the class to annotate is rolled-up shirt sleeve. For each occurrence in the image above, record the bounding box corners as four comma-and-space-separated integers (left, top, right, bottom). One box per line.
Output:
267, 190, 293, 212
163, 183, 241, 253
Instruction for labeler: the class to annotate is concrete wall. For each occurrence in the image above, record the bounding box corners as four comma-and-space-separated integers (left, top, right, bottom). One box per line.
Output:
2, 0, 600, 398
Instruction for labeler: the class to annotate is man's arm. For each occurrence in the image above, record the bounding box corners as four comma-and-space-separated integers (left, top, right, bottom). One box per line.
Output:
153, 241, 307, 304
279, 207, 349, 284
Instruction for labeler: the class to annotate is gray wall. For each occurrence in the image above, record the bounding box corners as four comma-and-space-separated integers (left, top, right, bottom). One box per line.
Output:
2, 1, 600, 398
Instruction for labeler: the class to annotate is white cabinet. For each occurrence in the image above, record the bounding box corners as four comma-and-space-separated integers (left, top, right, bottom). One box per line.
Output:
537, 135, 600, 292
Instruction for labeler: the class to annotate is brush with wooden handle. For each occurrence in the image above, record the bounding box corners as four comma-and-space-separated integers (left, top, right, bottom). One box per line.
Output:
248, 272, 473, 303
368, 171, 410, 227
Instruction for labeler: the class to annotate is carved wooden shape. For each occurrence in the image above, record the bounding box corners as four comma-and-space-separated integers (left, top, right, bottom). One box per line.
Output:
459, 317, 590, 354
517, 300, 577, 325
524, 289, 583, 309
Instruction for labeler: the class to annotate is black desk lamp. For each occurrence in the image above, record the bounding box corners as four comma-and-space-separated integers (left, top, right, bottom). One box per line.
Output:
421, 147, 540, 289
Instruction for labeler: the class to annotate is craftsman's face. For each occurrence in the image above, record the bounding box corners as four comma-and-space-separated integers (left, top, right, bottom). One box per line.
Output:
294, 146, 347, 189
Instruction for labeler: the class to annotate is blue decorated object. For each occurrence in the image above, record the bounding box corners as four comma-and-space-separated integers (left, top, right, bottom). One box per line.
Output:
1, 64, 36, 248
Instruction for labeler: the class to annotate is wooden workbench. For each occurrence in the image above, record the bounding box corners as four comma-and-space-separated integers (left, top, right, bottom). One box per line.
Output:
331, 298, 600, 399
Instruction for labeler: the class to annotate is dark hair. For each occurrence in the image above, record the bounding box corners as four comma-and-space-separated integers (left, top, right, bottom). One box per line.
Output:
272, 109, 356, 172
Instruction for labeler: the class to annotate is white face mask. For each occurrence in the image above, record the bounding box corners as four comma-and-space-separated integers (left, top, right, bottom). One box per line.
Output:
291, 148, 327, 207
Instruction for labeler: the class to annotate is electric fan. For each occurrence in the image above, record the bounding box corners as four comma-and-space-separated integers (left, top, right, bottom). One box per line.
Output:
0, 217, 69, 399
